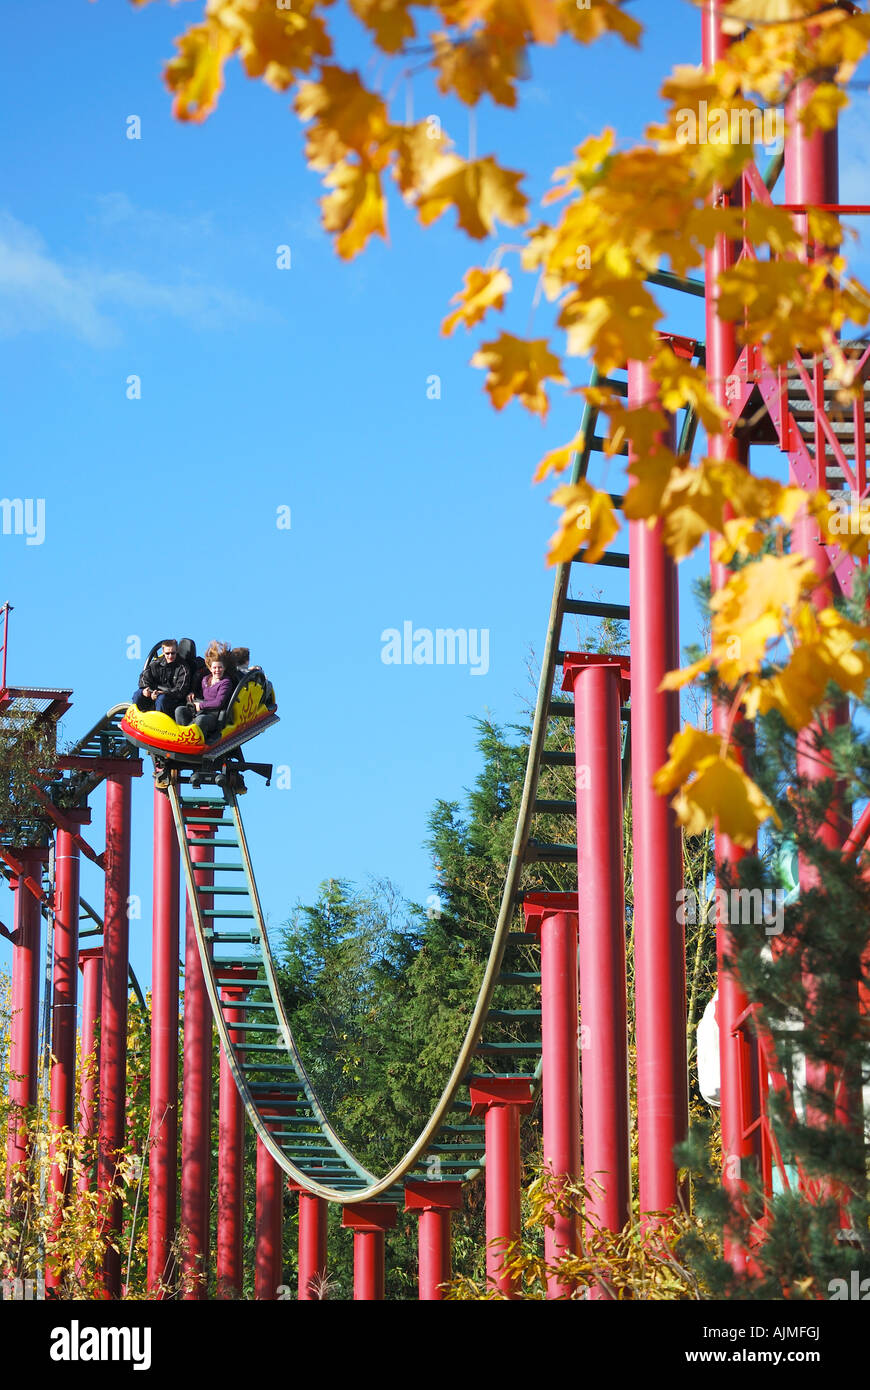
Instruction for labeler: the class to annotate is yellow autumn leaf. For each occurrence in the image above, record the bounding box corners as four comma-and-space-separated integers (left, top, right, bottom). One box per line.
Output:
721, 0, 827, 20
650, 348, 728, 434
321, 160, 387, 259
442, 267, 512, 336
296, 66, 390, 164
749, 605, 870, 728
710, 553, 817, 681
451, 0, 560, 46
557, 0, 642, 47
653, 726, 725, 795
416, 157, 529, 238
389, 122, 455, 198
623, 446, 686, 523
433, 30, 524, 109
212, 0, 332, 90
533, 430, 585, 483
812, 491, 870, 560
471, 332, 566, 416
659, 655, 712, 692
712, 517, 765, 566
558, 278, 662, 375
165, 21, 238, 122
798, 83, 849, 137
673, 756, 781, 847
349, 0, 416, 53
547, 481, 619, 565
652, 726, 779, 846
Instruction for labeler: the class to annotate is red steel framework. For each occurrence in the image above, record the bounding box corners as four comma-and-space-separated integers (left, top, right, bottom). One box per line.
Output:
2, 3, 867, 1302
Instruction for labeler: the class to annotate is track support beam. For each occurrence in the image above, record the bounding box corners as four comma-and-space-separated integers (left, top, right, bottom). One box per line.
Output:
470, 1077, 533, 1296
405, 1180, 463, 1300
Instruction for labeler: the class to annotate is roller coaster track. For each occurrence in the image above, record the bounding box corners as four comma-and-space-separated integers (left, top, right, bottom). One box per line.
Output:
167, 344, 705, 1204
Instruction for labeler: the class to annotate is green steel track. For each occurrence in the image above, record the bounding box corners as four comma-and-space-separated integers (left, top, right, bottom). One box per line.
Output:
168, 345, 705, 1204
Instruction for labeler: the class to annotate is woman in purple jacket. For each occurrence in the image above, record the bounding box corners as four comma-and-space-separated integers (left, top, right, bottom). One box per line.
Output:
175, 656, 233, 738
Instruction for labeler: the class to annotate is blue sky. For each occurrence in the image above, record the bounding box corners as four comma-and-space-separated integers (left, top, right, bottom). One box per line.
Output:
2, 0, 869, 990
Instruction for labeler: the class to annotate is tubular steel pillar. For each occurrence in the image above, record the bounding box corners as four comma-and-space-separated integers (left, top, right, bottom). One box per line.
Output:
147, 786, 180, 1295
291, 1184, 328, 1300
469, 1078, 533, 1296
628, 361, 688, 1220
217, 982, 247, 1299
342, 1203, 397, 1301
785, 70, 850, 1198
181, 814, 215, 1299
97, 769, 135, 1297
77, 947, 103, 1193
255, 1123, 284, 1300
46, 818, 87, 1291
563, 657, 632, 1240
522, 893, 582, 1295
405, 1181, 463, 1301
702, 6, 760, 1265
5, 847, 48, 1200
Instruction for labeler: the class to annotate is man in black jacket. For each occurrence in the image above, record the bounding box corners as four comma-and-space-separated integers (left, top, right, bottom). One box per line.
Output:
132, 639, 191, 716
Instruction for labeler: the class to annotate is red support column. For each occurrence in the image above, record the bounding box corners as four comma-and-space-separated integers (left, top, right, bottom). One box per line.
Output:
702, 0, 762, 1274
255, 1122, 284, 1300
628, 361, 688, 1221
5, 847, 48, 1200
217, 982, 246, 1299
291, 1183, 328, 1300
785, 69, 850, 1203
522, 892, 582, 1296
181, 815, 215, 1299
46, 817, 88, 1292
97, 769, 136, 1297
405, 1181, 463, 1300
563, 655, 632, 1243
341, 1203, 397, 1301
77, 947, 103, 1192
469, 1078, 533, 1296
147, 787, 180, 1295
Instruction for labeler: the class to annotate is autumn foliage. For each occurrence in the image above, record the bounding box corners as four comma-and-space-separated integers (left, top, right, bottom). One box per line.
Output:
131, 0, 870, 844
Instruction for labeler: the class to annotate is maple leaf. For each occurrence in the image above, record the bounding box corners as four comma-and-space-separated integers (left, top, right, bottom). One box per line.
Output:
712, 517, 765, 566
660, 655, 713, 692
749, 605, 870, 729
389, 122, 455, 198
650, 348, 728, 435
673, 756, 781, 847
652, 725, 779, 847
720, 0, 828, 21
558, 278, 662, 375
533, 429, 585, 483
442, 267, 512, 336
448, 0, 560, 45
710, 552, 817, 682
471, 332, 566, 416
321, 160, 387, 259
557, 0, 642, 46
165, 20, 238, 122
546, 130, 616, 202
651, 460, 733, 559
653, 726, 722, 795
349, 0, 416, 53
547, 480, 619, 565
623, 446, 686, 525
798, 83, 849, 137
433, 30, 524, 108
296, 66, 390, 165
215, 0, 332, 89
416, 157, 528, 238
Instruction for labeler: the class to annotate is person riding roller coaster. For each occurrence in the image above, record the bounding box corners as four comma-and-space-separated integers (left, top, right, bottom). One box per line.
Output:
133, 638, 191, 714
121, 635, 279, 792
